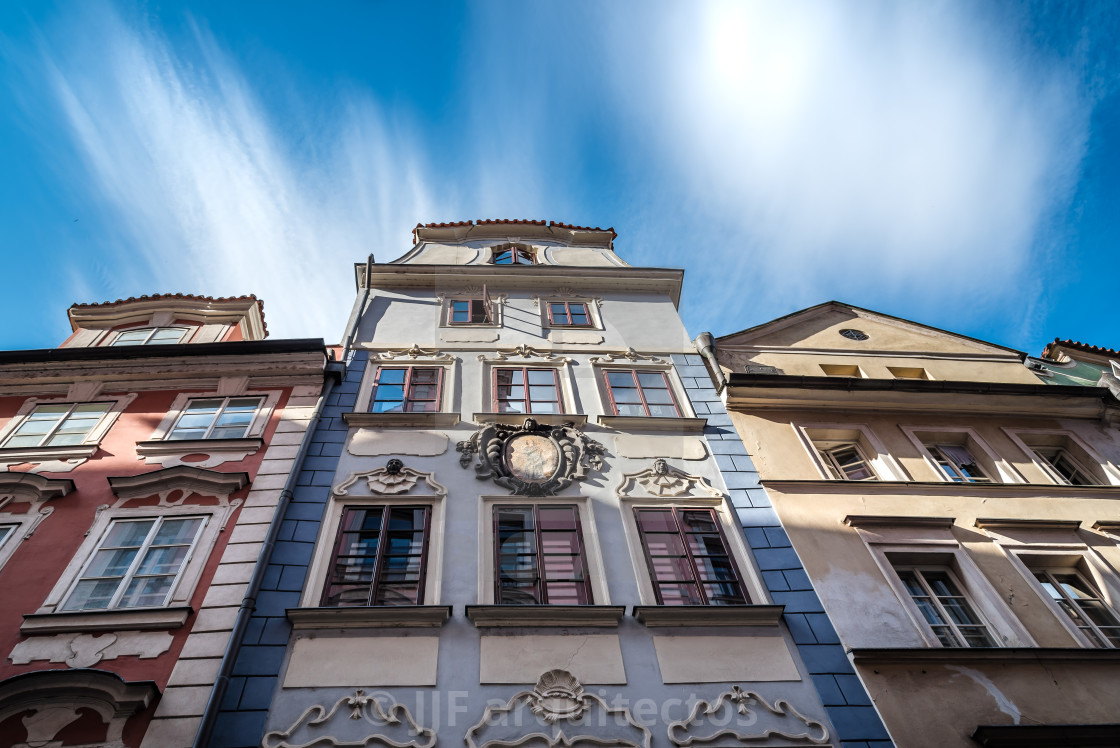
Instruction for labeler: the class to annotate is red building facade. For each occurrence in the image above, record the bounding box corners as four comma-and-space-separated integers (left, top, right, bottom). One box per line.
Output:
0, 295, 331, 747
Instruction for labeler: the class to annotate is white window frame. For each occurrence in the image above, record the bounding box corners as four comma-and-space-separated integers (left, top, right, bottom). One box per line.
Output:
853, 522, 1034, 648
590, 357, 696, 420
986, 526, 1120, 649
616, 492, 767, 607
302, 493, 446, 608
164, 396, 267, 441
59, 515, 207, 611
36, 503, 226, 615
477, 495, 609, 605
900, 425, 1023, 484
147, 390, 281, 442
109, 326, 191, 346
0, 402, 115, 450
889, 563, 998, 647
1002, 428, 1120, 486
356, 355, 457, 415
0, 394, 136, 468
795, 423, 908, 481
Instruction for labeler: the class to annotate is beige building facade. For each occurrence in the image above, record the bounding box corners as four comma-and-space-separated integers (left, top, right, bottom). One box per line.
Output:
710, 301, 1120, 747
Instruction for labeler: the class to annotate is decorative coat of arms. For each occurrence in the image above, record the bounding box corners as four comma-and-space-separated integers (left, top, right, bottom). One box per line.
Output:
457, 418, 605, 496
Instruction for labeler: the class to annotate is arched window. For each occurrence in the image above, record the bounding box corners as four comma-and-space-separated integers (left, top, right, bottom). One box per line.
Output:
491, 244, 535, 265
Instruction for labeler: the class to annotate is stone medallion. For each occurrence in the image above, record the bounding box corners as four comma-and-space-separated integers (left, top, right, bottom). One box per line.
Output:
458, 418, 605, 496
505, 433, 561, 482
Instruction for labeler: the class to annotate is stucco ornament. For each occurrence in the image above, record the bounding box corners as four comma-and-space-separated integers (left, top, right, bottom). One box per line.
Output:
667, 686, 829, 746
9, 631, 173, 668
334, 461, 447, 497
261, 689, 437, 748
457, 418, 605, 496
375, 345, 455, 363
588, 348, 668, 366
466, 669, 651, 748
615, 460, 724, 499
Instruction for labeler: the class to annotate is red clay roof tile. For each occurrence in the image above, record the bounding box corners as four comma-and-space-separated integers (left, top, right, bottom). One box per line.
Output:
1043, 338, 1120, 360
69, 293, 267, 335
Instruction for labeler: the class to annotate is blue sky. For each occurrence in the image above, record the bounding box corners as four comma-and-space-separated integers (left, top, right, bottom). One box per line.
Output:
1, 1, 1118, 354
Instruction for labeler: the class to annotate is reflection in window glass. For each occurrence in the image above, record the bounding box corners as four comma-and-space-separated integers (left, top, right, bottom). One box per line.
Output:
494, 505, 591, 604
634, 508, 747, 605
494, 368, 562, 414
1033, 568, 1120, 647
604, 370, 681, 417
63, 517, 205, 610
2, 403, 112, 448
167, 397, 262, 440
371, 367, 442, 413
322, 506, 430, 606
895, 567, 995, 647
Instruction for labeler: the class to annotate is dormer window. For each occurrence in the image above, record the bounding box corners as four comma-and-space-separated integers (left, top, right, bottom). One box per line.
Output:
110, 326, 190, 346
491, 244, 535, 265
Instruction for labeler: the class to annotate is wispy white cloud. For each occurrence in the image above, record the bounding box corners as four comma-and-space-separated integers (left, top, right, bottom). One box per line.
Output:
39, 4, 452, 340
600, 1, 1097, 340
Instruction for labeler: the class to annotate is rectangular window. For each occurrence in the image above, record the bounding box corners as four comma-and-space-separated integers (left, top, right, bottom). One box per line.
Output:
1032, 568, 1120, 647
894, 566, 995, 647
110, 327, 190, 346
494, 505, 592, 604
370, 367, 443, 413
817, 442, 877, 480
926, 443, 991, 483
604, 370, 681, 418
2, 403, 112, 449
494, 368, 563, 414
322, 506, 430, 607
62, 517, 206, 610
166, 397, 263, 440
634, 508, 748, 605
449, 299, 491, 324
547, 301, 591, 327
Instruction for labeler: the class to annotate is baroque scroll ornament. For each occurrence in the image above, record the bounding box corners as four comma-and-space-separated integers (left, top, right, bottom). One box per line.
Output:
667, 686, 829, 746
457, 418, 605, 496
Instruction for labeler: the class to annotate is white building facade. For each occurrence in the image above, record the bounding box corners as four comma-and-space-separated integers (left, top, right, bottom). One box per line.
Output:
210, 221, 889, 748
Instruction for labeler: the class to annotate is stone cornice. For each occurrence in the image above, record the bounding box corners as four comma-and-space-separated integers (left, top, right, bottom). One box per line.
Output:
287, 606, 452, 629
633, 605, 785, 627
466, 605, 625, 627
764, 479, 1120, 499
849, 647, 1120, 664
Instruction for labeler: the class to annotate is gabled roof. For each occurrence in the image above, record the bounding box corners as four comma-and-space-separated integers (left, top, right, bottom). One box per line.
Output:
716, 300, 1025, 359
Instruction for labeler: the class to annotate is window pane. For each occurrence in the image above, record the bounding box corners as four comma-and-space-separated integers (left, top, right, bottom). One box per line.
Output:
118, 575, 175, 607
112, 329, 151, 345
650, 556, 695, 582
703, 582, 747, 605
607, 371, 635, 388
657, 583, 703, 605
611, 388, 642, 404
104, 520, 156, 548
529, 385, 558, 402
63, 579, 120, 610
378, 369, 407, 385
497, 369, 524, 385
643, 389, 675, 405
148, 327, 187, 343
526, 369, 556, 385
538, 507, 578, 530
544, 582, 589, 605
410, 368, 439, 384
498, 400, 527, 413
641, 533, 686, 556
134, 545, 190, 575
152, 518, 203, 545
637, 372, 667, 389
636, 510, 677, 533
648, 404, 679, 417
85, 548, 140, 578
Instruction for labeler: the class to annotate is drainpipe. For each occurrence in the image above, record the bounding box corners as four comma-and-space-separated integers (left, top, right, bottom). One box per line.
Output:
194, 359, 342, 747
342, 253, 374, 363
694, 331, 727, 393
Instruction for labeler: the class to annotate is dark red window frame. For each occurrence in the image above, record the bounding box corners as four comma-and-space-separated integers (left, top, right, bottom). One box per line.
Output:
321, 505, 432, 607
493, 504, 593, 604
547, 301, 592, 327
603, 369, 682, 417
634, 507, 749, 605
370, 366, 443, 413
449, 299, 491, 325
493, 367, 564, 414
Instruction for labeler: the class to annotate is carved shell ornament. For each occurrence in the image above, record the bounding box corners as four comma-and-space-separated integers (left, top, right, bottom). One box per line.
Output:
466, 669, 651, 748
262, 689, 437, 748
457, 418, 606, 496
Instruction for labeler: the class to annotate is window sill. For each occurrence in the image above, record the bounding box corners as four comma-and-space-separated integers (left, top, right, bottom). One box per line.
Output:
466, 605, 625, 627
286, 605, 451, 629
633, 604, 785, 627
0, 444, 99, 463
596, 416, 708, 433
135, 437, 264, 457
473, 413, 588, 427
343, 412, 461, 428
21, 606, 193, 634
849, 647, 1120, 664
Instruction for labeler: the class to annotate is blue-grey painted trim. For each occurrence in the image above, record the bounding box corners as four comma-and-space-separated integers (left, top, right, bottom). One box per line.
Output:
209, 352, 367, 748
673, 354, 894, 746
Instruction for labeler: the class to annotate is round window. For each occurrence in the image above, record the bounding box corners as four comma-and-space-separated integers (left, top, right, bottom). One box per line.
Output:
839, 329, 869, 341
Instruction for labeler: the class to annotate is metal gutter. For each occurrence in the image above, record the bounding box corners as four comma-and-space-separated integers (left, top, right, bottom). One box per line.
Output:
342, 254, 374, 361
0, 338, 326, 365
193, 359, 344, 747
